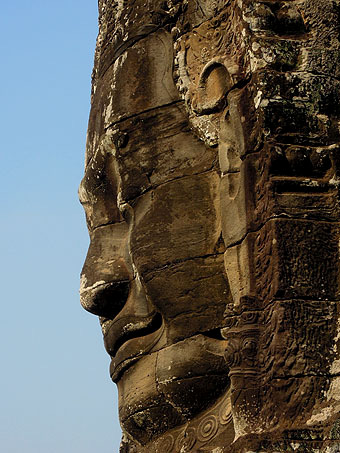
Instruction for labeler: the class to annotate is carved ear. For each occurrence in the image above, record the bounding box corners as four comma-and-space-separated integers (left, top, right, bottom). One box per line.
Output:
192, 62, 232, 115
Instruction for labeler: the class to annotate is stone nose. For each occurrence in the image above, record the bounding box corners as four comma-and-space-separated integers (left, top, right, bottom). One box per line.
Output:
78, 143, 123, 232
80, 279, 130, 318
80, 222, 132, 318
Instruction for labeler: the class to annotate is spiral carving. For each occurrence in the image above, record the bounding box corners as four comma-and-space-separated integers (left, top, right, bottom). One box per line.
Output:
219, 397, 232, 425
197, 415, 219, 443
176, 428, 196, 452
242, 338, 257, 358
224, 338, 242, 367
157, 434, 174, 453
240, 311, 258, 325
223, 316, 238, 328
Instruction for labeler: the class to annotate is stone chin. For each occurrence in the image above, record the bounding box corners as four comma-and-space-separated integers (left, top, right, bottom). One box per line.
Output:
115, 333, 229, 445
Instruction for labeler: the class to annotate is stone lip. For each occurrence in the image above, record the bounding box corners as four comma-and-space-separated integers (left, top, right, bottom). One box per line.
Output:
107, 312, 164, 381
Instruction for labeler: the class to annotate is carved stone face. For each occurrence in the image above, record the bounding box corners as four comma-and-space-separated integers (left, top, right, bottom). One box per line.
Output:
79, 3, 233, 445
82, 0, 340, 450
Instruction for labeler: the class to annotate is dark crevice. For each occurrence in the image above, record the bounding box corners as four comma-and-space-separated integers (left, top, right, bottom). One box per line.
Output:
203, 328, 225, 341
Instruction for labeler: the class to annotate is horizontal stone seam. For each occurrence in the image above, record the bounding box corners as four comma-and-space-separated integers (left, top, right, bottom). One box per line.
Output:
104, 99, 184, 131
266, 372, 340, 380
122, 164, 219, 204
255, 67, 340, 84
225, 215, 340, 251
91, 219, 125, 233
144, 251, 225, 278
165, 303, 227, 321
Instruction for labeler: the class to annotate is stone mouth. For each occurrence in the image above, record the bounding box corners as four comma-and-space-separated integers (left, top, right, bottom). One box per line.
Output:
111, 312, 163, 357
110, 327, 227, 383
107, 313, 164, 381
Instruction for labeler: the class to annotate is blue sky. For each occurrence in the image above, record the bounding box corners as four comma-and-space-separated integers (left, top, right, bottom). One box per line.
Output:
0, 2, 121, 451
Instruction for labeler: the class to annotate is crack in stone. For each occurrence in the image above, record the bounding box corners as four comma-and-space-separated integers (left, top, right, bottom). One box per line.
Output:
225, 214, 340, 252
144, 251, 225, 280
112, 165, 218, 207
91, 220, 125, 232
104, 99, 184, 132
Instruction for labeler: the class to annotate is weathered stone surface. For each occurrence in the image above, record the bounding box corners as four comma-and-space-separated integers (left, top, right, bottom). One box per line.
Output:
80, 0, 340, 451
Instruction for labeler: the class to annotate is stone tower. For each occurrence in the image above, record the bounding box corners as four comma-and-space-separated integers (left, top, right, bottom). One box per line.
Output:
80, 1, 340, 451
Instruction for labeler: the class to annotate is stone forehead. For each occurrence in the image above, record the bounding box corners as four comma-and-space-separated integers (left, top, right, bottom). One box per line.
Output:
93, 0, 229, 80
